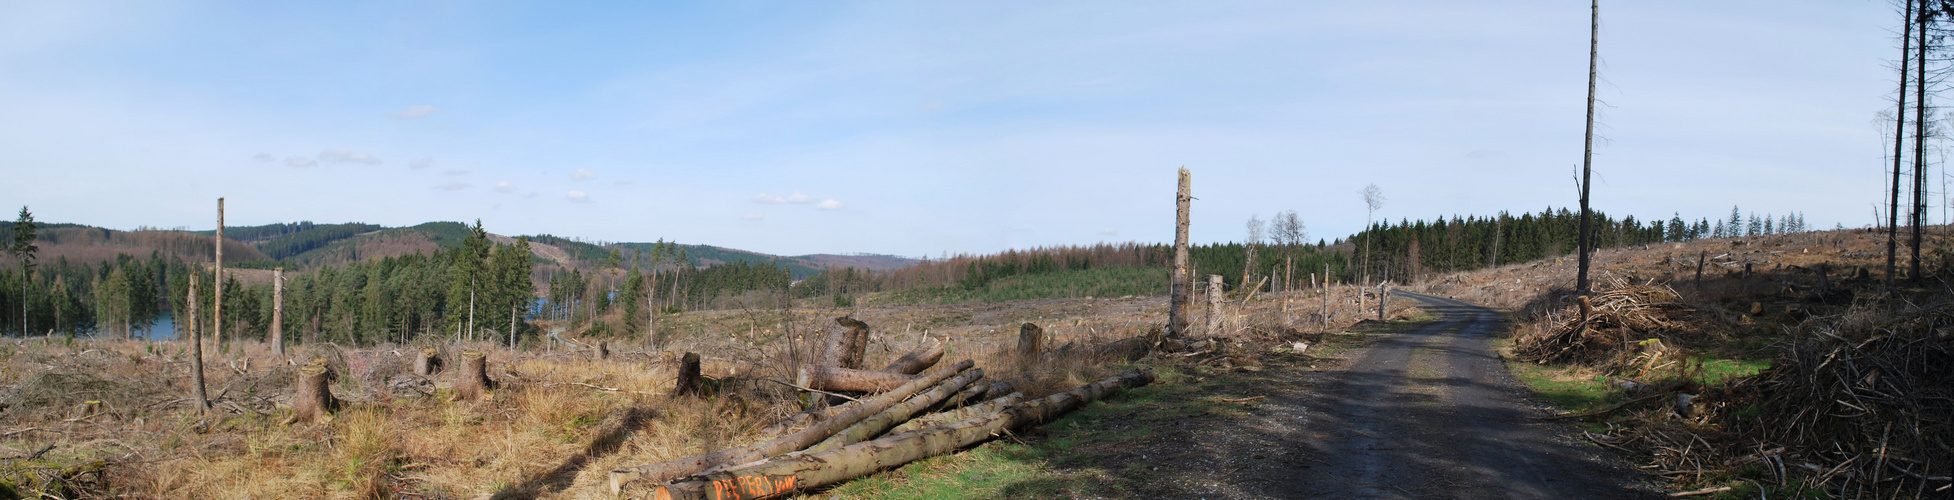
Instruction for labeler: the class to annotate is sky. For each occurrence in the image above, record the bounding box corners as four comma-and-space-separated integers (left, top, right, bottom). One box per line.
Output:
0, 1, 1907, 258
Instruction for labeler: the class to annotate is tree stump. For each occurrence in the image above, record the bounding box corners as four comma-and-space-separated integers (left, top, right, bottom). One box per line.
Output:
284, 362, 338, 425
828, 316, 871, 369
414, 347, 442, 377
1017, 323, 1044, 360
453, 350, 495, 402
594, 340, 610, 361
675, 352, 702, 397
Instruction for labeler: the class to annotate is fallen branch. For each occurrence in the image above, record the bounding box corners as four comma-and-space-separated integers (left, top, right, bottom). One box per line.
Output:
1667, 486, 1732, 497
1220, 396, 1265, 403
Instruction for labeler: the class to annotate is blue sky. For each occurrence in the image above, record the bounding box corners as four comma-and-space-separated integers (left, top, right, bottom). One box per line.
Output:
0, 1, 1901, 257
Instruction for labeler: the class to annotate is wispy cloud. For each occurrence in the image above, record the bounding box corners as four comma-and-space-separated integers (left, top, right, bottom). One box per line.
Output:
752, 192, 786, 204
441, 169, 468, 176
318, 149, 382, 165
742, 213, 764, 220
566, 190, 591, 203
389, 105, 439, 119
816, 199, 844, 210
252, 153, 273, 162
570, 168, 597, 180
786, 192, 814, 204
438, 181, 470, 191
285, 156, 316, 167
493, 181, 516, 193
1100, 227, 1118, 235
410, 157, 433, 169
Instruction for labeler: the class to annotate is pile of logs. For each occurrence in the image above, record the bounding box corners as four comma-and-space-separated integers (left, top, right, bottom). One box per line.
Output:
608, 316, 1157, 498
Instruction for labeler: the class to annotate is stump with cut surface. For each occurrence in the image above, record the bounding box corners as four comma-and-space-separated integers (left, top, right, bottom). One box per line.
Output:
1017, 323, 1044, 360
675, 352, 702, 397
453, 350, 496, 402
822, 316, 872, 369
284, 362, 338, 425
414, 347, 442, 377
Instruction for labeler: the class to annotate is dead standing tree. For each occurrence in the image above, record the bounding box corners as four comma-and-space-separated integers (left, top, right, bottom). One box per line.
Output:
1359, 184, 1384, 287
213, 198, 225, 349
1169, 168, 1193, 337
272, 267, 285, 356
187, 275, 209, 415
1576, 0, 1598, 296
1889, 0, 1916, 289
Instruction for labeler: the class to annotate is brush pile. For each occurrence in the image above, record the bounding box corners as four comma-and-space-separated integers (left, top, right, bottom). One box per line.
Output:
1513, 284, 1698, 367
607, 316, 1158, 499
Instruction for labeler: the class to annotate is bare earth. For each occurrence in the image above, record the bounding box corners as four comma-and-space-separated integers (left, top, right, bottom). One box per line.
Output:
1044, 292, 1661, 499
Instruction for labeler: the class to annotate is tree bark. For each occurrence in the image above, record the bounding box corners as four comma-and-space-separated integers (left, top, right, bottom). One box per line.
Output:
1016, 323, 1043, 360
1169, 168, 1192, 337
885, 392, 1025, 437
1693, 251, 1707, 291
188, 275, 209, 415
675, 352, 702, 397
272, 267, 284, 356
414, 347, 442, 377
933, 376, 992, 410
822, 316, 871, 369
610, 360, 975, 489
1911, 0, 1929, 283
1576, 0, 1597, 296
805, 368, 984, 453
214, 198, 225, 349
633, 369, 1154, 498
880, 341, 943, 375
1206, 275, 1224, 337
594, 340, 610, 361
284, 361, 338, 425
453, 350, 495, 402
796, 365, 916, 393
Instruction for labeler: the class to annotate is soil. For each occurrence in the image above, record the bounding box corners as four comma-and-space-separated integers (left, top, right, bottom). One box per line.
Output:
1019, 291, 1662, 499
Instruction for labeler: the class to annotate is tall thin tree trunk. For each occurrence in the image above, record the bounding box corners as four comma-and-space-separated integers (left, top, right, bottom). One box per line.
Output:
1169, 168, 1192, 337
1912, 3, 1929, 282
272, 267, 284, 355
648, 271, 658, 346
214, 198, 225, 349
1576, 0, 1598, 295
467, 285, 476, 342
1891, 0, 1916, 290
188, 275, 209, 415
1206, 275, 1223, 337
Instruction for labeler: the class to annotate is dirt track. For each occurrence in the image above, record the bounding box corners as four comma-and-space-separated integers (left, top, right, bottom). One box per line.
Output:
1042, 292, 1661, 499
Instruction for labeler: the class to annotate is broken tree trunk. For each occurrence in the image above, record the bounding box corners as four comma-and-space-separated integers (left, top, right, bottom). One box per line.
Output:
283, 361, 338, 425
594, 340, 610, 361
609, 360, 975, 489
188, 275, 209, 415
453, 350, 495, 402
821, 316, 872, 369
272, 267, 284, 356
1016, 323, 1043, 360
885, 392, 1025, 437
635, 369, 1155, 498
1206, 275, 1224, 336
1169, 168, 1192, 337
804, 368, 985, 453
880, 341, 943, 375
414, 347, 442, 377
796, 365, 915, 393
675, 352, 702, 397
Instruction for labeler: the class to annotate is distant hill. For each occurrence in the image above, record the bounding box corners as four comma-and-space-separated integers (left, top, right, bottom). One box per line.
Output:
8, 219, 918, 278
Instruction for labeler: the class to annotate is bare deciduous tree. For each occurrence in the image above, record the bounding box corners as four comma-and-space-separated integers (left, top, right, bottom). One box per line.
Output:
1270, 210, 1307, 247
1359, 184, 1384, 286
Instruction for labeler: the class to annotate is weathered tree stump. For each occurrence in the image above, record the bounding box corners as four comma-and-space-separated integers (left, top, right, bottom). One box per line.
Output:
414, 347, 442, 377
675, 352, 702, 397
1017, 323, 1044, 360
797, 365, 916, 393
594, 340, 610, 361
823, 316, 872, 369
284, 362, 338, 425
453, 350, 495, 402
881, 341, 944, 375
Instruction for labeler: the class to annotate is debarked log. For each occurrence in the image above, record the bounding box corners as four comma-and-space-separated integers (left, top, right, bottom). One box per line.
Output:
795, 365, 916, 393
609, 360, 975, 490
884, 392, 1024, 437
632, 369, 1155, 499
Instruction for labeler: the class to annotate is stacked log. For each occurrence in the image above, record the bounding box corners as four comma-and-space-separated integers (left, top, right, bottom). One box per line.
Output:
620, 369, 1156, 498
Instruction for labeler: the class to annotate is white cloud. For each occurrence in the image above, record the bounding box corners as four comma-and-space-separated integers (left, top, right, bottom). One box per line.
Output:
1100, 227, 1118, 235
493, 181, 516, 193
317, 149, 381, 165
252, 153, 273, 162
285, 156, 316, 167
742, 213, 764, 220
389, 105, 439, 119
816, 199, 844, 210
441, 169, 468, 175
410, 157, 433, 169
786, 191, 814, 204
752, 193, 786, 204
570, 168, 597, 180
437, 181, 470, 191
566, 190, 591, 203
